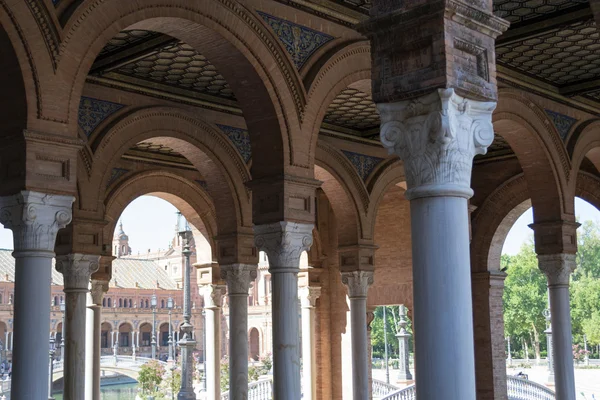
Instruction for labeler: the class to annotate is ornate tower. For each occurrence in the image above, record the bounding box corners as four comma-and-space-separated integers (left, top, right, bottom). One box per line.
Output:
112, 221, 132, 258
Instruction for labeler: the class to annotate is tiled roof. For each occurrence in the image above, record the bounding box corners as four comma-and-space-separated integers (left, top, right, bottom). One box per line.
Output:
0, 249, 177, 290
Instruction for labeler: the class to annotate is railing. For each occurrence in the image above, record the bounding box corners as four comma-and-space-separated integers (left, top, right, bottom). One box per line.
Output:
221, 377, 273, 400
54, 355, 165, 373
373, 379, 401, 398
507, 376, 555, 400
380, 385, 416, 400
0, 379, 10, 395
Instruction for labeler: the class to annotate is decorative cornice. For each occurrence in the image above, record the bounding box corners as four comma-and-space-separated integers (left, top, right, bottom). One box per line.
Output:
201, 284, 226, 308
299, 286, 321, 308
56, 254, 100, 290
25, 0, 60, 70
220, 264, 258, 295
538, 253, 576, 287
254, 222, 313, 271
341, 270, 373, 299
0, 191, 74, 253
378, 88, 496, 199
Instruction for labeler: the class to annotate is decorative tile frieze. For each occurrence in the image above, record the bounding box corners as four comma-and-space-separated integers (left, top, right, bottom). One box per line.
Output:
257, 11, 334, 70
544, 109, 578, 140
78, 97, 125, 138
107, 168, 129, 188
341, 150, 383, 181
195, 180, 208, 190
216, 124, 252, 163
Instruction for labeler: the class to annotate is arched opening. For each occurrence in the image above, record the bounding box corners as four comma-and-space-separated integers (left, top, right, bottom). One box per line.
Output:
119, 323, 133, 348
159, 323, 170, 347
101, 322, 113, 349
139, 323, 152, 348
249, 328, 260, 361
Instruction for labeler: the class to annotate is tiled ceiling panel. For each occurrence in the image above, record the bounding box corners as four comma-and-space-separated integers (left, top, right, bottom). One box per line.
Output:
493, 0, 589, 24
496, 19, 600, 85
98, 30, 163, 57
323, 88, 380, 131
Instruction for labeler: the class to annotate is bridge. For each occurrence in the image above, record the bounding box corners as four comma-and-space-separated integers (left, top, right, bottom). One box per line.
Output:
52, 356, 167, 382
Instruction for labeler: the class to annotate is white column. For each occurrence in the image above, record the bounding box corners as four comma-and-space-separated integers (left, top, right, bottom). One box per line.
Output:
255, 222, 313, 400
299, 286, 321, 400
341, 271, 374, 399
85, 279, 107, 400
56, 254, 100, 400
221, 264, 258, 400
201, 284, 225, 400
539, 254, 577, 400
0, 191, 74, 399
378, 89, 495, 400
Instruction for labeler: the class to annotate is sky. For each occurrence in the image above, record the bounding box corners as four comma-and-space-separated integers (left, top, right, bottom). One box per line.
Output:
0, 195, 598, 255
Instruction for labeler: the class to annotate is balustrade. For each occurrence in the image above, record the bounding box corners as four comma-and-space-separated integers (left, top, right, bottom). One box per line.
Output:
221, 378, 273, 400
506, 376, 555, 400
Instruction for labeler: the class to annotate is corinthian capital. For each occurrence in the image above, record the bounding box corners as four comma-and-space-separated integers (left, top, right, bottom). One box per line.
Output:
90, 279, 109, 305
221, 263, 258, 295
56, 254, 100, 290
201, 284, 226, 309
0, 191, 74, 252
538, 253, 576, 287
254, 222, 313, 271
299, 286, 321, 308
377, 89, 496, 199
341, 271, 374, 299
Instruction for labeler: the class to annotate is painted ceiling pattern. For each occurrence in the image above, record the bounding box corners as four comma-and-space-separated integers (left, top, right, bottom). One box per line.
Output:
257, 11, 334, 70
493, 0, 589, 24
324, 88, 380, 131
216, 124, 252, 163
78, 97, 125, 137
342, 150, 383, 181
98, 30, 163, 57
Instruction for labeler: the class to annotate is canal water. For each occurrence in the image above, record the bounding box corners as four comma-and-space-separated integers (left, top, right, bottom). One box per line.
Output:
53, 382, 138, 399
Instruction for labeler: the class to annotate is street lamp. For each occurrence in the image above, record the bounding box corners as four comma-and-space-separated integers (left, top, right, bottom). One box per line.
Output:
59, 299, 65, 360
202, 308, 206, 392
167, 297, 174, 362
177, 211, 195, 399
48, 336, 56, 400
543, 307, 554, 383
151, 294, 157, 360
383, 306, 390, 384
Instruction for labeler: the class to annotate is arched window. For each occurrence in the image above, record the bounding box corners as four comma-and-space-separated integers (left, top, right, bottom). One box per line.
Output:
54, 296, 58, 306
139, 300, 143, 308
161, 299, 165, 308
60, 296, 63, 303
118, 298, 123, 308
122, 245, 126, 253
128, 299, 132, 308
9, 294, 13, 304
145, 299, 149, 308
107, 298, 112, 308
165, 265, 168, 271
103, 298, 106, 307
114, 245, 117, 254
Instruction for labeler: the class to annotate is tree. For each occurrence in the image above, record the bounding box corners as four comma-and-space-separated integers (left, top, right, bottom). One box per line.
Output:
137, 360, 166, 399
370, 306, 405, 360
576, 220, 600, 280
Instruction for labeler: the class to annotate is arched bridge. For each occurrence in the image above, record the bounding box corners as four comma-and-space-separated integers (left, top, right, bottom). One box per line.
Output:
52, 356, 167, 382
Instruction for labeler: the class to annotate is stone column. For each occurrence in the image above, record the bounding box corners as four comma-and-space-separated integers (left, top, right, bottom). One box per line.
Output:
299, 286, 321, 400
221, 264, 257, 400
396, 306, 413, 382
539, 254, 577, 400
85, 279, 108, 400
341, 271, 374, 400
201, 284, 225, 400
56, 254, 100, 400
377, 89, 497, 400
254, 222, 313, 400
0, 191, 74, 399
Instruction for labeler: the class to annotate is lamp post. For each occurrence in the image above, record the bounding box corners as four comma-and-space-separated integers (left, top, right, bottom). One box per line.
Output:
506, 336, 512, 366
202, 308, 206, 392
383, 306, 390, 384
543, 308, 554, 383
151, 294, 157, 360
584, 334, 589, 366
168, 297, 174, 362
177, 211, 196, 399
60, 299, 65, 360
48, 336, 56, 400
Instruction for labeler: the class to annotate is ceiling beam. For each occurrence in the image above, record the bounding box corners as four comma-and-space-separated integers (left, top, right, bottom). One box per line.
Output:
496, 5, 593, 46
560, 78, 600, 96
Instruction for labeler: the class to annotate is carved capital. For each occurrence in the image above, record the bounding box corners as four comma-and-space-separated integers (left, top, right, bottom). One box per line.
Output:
378, 89, 495, 199
538, 253, 576, 287
56, 254, 100, 290
201, 284, 226, 309
299, 286, 321, 308
0, 191, 74, 253
220, 263, 258, 295
254, 222, 313, 271
341, 270, 374, 299
90, 279, 109, 305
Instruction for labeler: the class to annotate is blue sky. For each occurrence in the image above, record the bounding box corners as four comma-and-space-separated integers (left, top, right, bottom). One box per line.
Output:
0, 196, 598, 255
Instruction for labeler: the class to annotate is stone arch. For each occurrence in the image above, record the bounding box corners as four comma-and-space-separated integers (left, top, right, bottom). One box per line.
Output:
575, 171, 600, 212
568, 119, 600, 177
304, 41, 372, 168
494, 89, 573, 221
82, 107, 250, 235
56, 1, 304, 173
103, 170, 218, 258
366, 158, 406, 227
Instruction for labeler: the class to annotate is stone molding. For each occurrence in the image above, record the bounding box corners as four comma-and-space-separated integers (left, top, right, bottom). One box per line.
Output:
56, 254, 100, 290
378, 88, 496, 199
254, 222, 313, 271
341, 270, 374, 299
0, 191, 74, 252
299, 286, 321, 308
201, 284, 226, 309
220, 264, 258, 295
538, 253, 576, 287
90, 279, 109, 305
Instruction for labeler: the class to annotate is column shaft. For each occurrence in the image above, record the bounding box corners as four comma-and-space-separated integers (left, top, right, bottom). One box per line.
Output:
85, 280, 107, 400
202, 284, 225, 400
300, 287, 320, 400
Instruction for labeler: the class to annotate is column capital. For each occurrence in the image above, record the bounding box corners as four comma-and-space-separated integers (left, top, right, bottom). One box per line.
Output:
341, 270, 374, 299
254, 221, 313, 270
220, 263, 258, 295
56, 254, 100, 290
201, 284, 226, 309
538, 253, 576, 287
378, 89, 495, 200
299, 286, 321, 308
0, 191, 74, 253
90, 279, 109, 305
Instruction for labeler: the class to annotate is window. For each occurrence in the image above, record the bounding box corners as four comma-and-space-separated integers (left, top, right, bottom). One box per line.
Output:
118, 298, 123, 308
103, 298, 106, 307
122, 245, 126, 253
114, 245, 117, 254
54, 296, 58, 306
161, 299, 165, 308
128, 299, 132, 308
107, 298, 112, 308
165, 265, 168, 271
145, 299, 149, 308
119, 332, 129, 347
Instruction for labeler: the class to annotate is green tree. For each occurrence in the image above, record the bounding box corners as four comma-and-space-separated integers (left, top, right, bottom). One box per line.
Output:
503, 242, 548, 360
137, 360, 166, 399
576, 220, 600, 280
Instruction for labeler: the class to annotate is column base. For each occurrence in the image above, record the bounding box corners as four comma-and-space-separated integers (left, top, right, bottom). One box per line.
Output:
396, 379, 415, 386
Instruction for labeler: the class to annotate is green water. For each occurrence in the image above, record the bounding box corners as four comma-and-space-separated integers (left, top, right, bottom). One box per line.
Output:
53, 382, 138, 399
